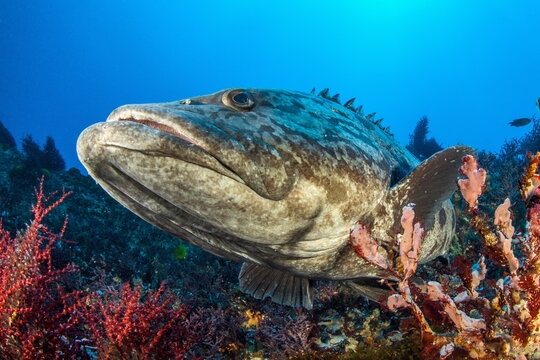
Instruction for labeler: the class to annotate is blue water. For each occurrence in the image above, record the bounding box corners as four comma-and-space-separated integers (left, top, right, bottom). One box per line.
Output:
1, 1, 539, 169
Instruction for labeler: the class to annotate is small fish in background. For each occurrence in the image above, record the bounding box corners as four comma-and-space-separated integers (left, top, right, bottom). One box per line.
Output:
537, 97, 540, 110
509, 117, 532, 127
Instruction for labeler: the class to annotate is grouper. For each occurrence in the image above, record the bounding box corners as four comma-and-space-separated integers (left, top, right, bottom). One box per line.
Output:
77, 88, 472, 309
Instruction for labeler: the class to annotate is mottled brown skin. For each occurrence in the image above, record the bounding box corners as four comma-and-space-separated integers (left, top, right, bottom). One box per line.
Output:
77, 88, 464, 287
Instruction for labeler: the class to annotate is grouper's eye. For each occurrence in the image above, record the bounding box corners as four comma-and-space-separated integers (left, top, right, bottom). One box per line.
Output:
222, 89, 255, 110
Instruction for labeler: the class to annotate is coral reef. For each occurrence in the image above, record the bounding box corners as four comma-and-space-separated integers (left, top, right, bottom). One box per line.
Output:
9, 135, 66, 188
0, 121, 16, 151
2, 121, 540, 359
77, 283, 195, 359
406, 117, 443, 161
0, 180, 85, 359
351, 154, 540, 359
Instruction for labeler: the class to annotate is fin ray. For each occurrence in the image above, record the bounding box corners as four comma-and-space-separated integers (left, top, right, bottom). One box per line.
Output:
239, 263, 313, 309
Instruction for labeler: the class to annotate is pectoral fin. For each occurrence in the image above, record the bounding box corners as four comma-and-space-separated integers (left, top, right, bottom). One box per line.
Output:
239, 263, 314, 309
375, 146, 474, 263
389, 145, 474, 228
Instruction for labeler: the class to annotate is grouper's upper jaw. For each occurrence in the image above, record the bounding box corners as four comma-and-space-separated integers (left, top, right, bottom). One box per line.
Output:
78, 103, 296, 201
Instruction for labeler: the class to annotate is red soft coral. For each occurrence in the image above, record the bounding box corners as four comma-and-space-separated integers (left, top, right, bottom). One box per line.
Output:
77, 282, 196, 360
0, 178, 85, 359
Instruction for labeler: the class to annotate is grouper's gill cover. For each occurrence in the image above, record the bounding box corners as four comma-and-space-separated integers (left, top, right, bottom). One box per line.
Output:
77, 88, 473, 309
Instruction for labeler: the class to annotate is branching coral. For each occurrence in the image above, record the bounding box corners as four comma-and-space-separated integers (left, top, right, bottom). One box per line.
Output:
76, 282, 197, 360
0, 178, 85, 359
458, 154, 487, 210
351, 154, 540, 359
0, 180, 217, 360
351, 205, 436, 345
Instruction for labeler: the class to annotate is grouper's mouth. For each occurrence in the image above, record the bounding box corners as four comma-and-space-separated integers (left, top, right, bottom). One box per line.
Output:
78, 103, 297, 202
101, 104, 247, 186
117, 118, 202, 149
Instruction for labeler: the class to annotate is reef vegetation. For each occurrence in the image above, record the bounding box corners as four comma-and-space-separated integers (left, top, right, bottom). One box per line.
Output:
406, 116, 443, 161
1, 117, 540, 359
